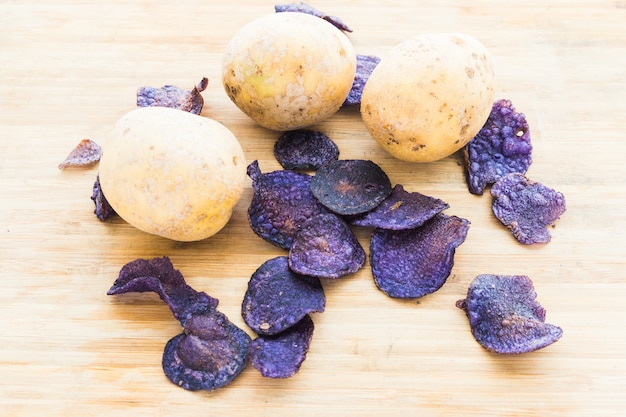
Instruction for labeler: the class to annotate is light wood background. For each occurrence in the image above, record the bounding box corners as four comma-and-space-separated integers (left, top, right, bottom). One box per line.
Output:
1, 1, 625, 416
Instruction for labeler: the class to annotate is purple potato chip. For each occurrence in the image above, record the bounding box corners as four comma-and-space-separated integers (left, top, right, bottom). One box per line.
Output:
310, 159, 392, 216
248, 314, 315, 379
370, 213, 470, 299
247, 160, 328, 249
465, 99, 533, 195
350, 184, 449, 230
107, 256, 219, 322
490, 173, 566, 244
289, 213, 365, 279
343, 54, 381, 106
273, 129, 340, 171
91, 174, 116, 221
455, 274, 563, 354
137, 77, 208, 115
242, 256, 325, 336
162, 311, 251, 391
274, 2, 353, 32
58, 139, 102, 169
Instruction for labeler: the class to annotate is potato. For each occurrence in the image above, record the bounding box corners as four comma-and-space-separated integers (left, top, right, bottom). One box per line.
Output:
222, 12, 357, 131
98, 107, 246, 242
361, 33, 495, 163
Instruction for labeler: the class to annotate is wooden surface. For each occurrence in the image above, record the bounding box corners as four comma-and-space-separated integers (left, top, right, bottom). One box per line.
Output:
1, 1, 625, 416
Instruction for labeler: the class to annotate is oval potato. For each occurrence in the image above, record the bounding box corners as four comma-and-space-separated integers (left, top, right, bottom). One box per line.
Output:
99, 107, 246, 242
222, 12, 356, 131
361, 33, 496, 163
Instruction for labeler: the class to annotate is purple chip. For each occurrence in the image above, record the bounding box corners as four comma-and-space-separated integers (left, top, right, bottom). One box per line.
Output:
137, 77, 208, 115
248, 314, 315, 378
247, 160, 329, 249
343, 54, 381, 106
370, 214, 470, 299
58, 139, 102, 170
108, 257, 250, 392
350, 184, 449, 230
162, 311, 251, 391
242, 256, 325, 336
456, 274, 563, 354
91, 174, 116, 221
289, 213, 365, 279
491, 172, 566, 244
273, 129, 340, 171
274, 2, 353, 32
310, 159, 392, 216
465, 99, 533, 195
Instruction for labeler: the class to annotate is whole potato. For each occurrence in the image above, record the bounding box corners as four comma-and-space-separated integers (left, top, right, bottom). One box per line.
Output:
222, 12, 357, 131
361, 33, 495, 163
98, 107, 246, 242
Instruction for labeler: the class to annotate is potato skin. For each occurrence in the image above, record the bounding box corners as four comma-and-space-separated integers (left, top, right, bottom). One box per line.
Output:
361, 33, 495, 163
222, 12, 356, 131
98, 107, 246, 242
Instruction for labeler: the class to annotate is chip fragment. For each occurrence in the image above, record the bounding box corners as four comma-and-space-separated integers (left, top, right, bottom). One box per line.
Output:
456, 274, 563, 354
273, 129, 340, 171
491, 172, 566, 244
370, 214, 470, 299
289, 213, 365, 279
91, 175, 116, 221
107, 257, 250, 392
310, 159, 392, 216
274, 2, 353, 32
350, 184, 449, 230
137, 77, 208, 115
248, 314, 315, 378
247, 160, 329, 249
343, 54, 381, 106
58, 139, 102, 169
242, 256, 325, 336
465, 99, 533, 195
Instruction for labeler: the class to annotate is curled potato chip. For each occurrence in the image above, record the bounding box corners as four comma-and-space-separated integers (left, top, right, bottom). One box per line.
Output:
107, 257, 250, 392
289, 213, 365, 279
370, 214, 470, 299
91, 175, 116, 221
350, 184, 449, 230
247, 160, 328, 249
343, 54, 381, 106
465, 99, 533, 195
242, 256, 325, 336
137, 77, 208, 115
274, 2, 352, 32
310, 159, 392, 216
491, 173, 566, 244
273, 129, 340, 171
58, 139, 102, 169
456, 274, 563, 354
248, 314, 315, 379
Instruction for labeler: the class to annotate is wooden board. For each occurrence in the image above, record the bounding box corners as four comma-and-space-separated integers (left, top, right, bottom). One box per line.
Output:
1, 1, 625, 416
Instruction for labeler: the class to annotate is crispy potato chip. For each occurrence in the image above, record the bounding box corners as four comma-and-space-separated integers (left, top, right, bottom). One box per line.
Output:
465, 99, 533, 195
491, 173, 566, 244
247, 160, 328, 249
91, 175, 116, 221
273, 129, 340, 171
137, 77, 208, 114
248, 314, 315, 378
242, 256, 325, 336
289, 213, 365, 279
310, 159, 392, 216
58, 139, 101, 169
274, 2, 353, 32
456, 274, 563, 354
350, 184, 449, 230
343, 54, 381, 106
107, 257, 250, 391
370, 214, 470, 299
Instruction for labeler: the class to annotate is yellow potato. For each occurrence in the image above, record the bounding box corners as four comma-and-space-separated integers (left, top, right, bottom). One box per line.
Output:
222, 12, 357, 131
98, 107, 246, 242
361, 33, 495, 163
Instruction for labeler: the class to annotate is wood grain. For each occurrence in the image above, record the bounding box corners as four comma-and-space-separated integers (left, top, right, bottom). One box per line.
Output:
1, 1, 625, 416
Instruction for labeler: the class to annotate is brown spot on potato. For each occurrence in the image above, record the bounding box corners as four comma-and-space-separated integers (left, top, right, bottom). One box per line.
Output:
465, 66, 475, 79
